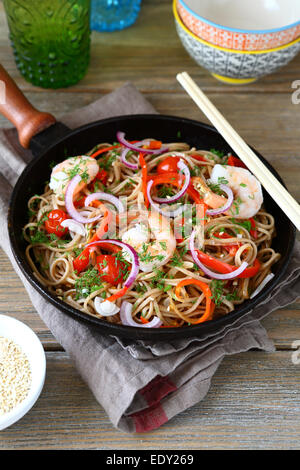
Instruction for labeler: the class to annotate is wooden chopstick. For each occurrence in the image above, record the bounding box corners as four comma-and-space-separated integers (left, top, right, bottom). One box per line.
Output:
176, 71, 300, 231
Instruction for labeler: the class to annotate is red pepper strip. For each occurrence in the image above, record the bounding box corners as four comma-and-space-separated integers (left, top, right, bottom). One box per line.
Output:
140, 316, 149, 324
90, 145, 120, 159
74, 196, 86, 208
147, 172, 208, 224
196, 250, 261, 279
214, 232, 239, 256
139, 152, 149, 208
190, 154, 207, 162
227, 155, 247, 169
92, 203, 113, 241
175, 279, 215, 324
249, 217, 258, 239
106, 286, 128, 303
147, 140, 162, 150
90, 141, 141, 159
96, 169, 108, 185
147, 172, 204, 204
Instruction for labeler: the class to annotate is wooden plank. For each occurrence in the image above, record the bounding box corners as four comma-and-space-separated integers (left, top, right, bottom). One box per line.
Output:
0, 351, 299, 449
1, 1, 300, 94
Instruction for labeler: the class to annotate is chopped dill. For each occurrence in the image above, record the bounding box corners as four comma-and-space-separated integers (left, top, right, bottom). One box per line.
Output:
75, 267, 103, 300
210, 280, 240, 305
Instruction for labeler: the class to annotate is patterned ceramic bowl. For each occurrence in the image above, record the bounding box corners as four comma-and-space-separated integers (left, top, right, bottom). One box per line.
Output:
174, 0, 300, 84
177, 0, 300, 51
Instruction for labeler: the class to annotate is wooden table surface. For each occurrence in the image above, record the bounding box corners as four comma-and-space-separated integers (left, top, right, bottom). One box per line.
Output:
0, 0, 300, 450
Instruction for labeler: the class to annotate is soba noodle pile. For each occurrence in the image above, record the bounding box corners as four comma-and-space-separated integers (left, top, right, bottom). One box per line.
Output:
23, 138, 280, 328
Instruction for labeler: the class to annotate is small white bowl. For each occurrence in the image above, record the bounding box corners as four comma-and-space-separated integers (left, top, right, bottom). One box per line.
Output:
0, 315, 46, 431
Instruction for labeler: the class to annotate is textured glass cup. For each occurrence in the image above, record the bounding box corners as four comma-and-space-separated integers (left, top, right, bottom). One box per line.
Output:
91, 0, 141, 32
3, 0, 91, 89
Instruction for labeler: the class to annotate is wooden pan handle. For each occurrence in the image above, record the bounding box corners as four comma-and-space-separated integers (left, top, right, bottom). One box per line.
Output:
0, 65, 56, 148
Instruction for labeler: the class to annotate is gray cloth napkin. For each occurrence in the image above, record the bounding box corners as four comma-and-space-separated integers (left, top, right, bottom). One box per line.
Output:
0, 83, 299, 433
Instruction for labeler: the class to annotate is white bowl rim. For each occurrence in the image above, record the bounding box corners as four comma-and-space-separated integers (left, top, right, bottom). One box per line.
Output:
174, 0, 300, 54
179, 0, 300, 34
0, 315, 46, 431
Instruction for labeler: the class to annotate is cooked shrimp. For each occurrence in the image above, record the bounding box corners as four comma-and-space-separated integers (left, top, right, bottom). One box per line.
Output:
49, 156, 99, 199
210, 165, 263, 218
121, 210, 176, 272
193, 164, 263, 219
192, 175, 226, 209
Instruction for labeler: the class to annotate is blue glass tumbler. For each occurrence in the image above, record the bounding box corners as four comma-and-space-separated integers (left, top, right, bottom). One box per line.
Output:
91, 0, 141, 32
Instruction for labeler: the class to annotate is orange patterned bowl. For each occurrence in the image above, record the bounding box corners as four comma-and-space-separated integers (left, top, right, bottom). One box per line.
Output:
173, 0, 300, 84
177, 0, 300, 51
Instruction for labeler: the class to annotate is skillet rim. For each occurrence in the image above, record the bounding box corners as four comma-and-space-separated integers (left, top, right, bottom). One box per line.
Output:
8, 114, 296, 341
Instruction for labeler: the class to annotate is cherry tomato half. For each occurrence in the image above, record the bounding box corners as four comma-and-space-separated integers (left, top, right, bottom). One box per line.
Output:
96, 255, 127, 286
157, 156, 180, 174
44, 209, 69, 238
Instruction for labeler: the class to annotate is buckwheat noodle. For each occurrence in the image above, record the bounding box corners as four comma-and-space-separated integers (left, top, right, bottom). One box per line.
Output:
23, 140, 280, 328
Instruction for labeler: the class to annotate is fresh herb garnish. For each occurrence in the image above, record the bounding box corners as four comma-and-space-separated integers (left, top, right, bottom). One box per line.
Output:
98, 151, 118, 171
30, 230, 49, 245
150, 269, 173, 292
210, 149, 225, 158
230, 196, 242, 215
170, 253, 184, 267
230, 218, 252, 232
210, 280, 225, 306
157, 186, 176, 198
75, 267, 103, 300
210, 280, 240, 305
208, 176, 229, 195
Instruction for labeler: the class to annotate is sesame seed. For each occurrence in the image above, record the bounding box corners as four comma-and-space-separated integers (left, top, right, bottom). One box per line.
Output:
0, 337, 32, 416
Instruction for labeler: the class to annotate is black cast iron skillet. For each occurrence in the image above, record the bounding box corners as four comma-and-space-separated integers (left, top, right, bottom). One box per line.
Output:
1, 66, 295, 341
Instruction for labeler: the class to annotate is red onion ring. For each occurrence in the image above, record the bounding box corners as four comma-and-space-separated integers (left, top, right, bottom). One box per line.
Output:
152, 160, 190, 204
65, 175, 103, 224
120, 301, 162, 328
147, 180, 186, 218
120, 140, 150, 170
85, 192, 125, 213
206, 184, 234, 216
189, 229, 248, 280
117, 131, 168, 155
121, 147, 139, 170
85, 240, 139, 289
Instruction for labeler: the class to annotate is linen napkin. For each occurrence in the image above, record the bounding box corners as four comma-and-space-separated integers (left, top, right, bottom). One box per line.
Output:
0, 83, 299, 433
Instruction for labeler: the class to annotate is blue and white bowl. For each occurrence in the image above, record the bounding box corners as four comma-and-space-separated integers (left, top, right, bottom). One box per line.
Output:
174, 0, 300, 84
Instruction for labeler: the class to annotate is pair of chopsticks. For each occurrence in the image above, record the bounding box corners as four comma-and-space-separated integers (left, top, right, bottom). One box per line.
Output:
176, 72, 300, 231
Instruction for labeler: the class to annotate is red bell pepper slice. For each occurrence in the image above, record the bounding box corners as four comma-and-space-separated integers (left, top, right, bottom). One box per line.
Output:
227, 155, 247, 169
139, 152, 149, 208
249, 217, 258, 239
196, 250, 261, 279
214, 231, 240, 256
90, 145, 120, 159
175, 279, 215, 324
